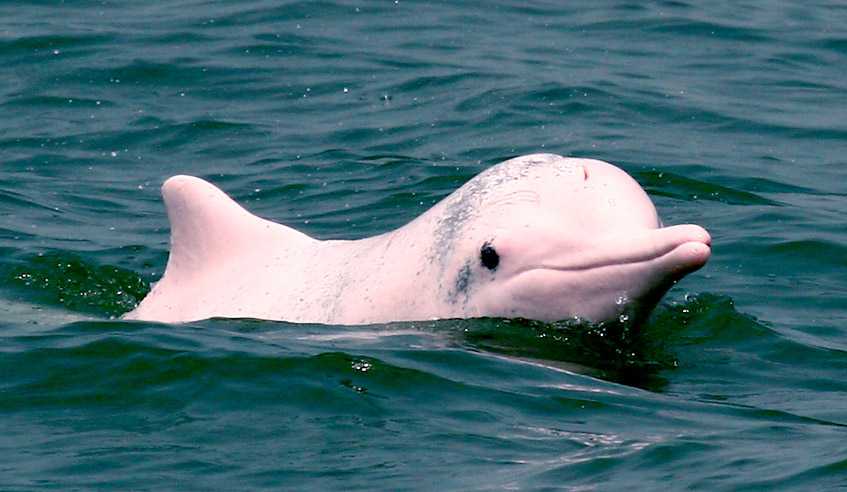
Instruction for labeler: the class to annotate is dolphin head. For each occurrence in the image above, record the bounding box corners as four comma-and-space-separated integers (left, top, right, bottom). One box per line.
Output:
442, 155, 710, 325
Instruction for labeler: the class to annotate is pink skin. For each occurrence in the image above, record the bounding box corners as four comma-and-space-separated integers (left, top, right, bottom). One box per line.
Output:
466, 159, 710, 323
124, 154, 710, 325
474, 224, 711, 323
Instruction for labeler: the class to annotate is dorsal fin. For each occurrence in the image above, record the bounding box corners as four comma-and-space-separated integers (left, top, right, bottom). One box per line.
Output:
124, 175, 315, 322
160, 175, 312, 281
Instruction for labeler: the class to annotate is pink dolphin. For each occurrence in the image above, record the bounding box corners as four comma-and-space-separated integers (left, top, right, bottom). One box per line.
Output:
124, 154, 710, 325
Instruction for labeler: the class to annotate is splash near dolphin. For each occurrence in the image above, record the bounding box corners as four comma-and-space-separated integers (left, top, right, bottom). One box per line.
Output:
124, 154, 711, 325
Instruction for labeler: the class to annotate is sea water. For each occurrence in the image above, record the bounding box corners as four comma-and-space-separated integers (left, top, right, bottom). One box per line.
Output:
1, 1, 846, 489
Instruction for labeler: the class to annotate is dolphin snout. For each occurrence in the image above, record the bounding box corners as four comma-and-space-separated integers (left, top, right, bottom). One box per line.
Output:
659, 223, 710, 245
680, 224, 711, 247
653, 224, 711, 277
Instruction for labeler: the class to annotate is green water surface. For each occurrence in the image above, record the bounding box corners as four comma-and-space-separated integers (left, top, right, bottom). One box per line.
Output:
1, 1, 846, 489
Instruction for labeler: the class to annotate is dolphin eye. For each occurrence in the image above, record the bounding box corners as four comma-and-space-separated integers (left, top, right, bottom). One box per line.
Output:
480, 242, 499, 271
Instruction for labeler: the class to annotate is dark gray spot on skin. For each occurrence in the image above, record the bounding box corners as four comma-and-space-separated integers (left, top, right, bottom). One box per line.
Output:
429, 180, 484, 268
426, 154, 576, 303
450, 260, 473, 305
430, 155, 572, 259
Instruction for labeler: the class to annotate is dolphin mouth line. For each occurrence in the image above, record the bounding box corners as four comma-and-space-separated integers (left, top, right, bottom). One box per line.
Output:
513, 240, 710, 275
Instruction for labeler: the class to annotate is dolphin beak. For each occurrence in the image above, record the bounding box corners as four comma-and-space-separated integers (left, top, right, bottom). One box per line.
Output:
653, 224, 711, 277
621, 223, 710, 323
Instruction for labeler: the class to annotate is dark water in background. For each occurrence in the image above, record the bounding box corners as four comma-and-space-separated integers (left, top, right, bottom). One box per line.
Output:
1, 0, 846, 489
